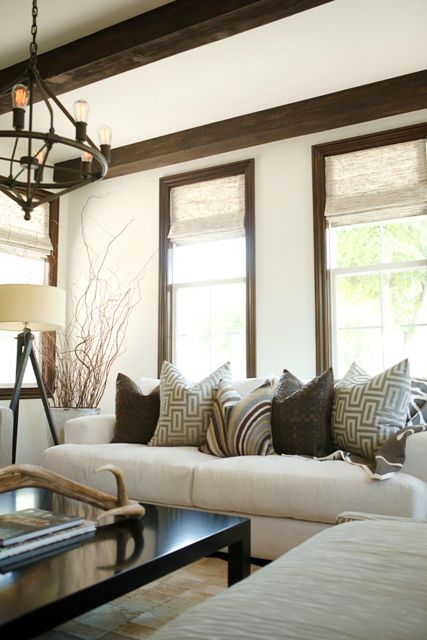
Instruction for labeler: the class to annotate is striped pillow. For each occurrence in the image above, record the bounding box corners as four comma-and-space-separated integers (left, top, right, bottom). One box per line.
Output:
200, 379, 273, 457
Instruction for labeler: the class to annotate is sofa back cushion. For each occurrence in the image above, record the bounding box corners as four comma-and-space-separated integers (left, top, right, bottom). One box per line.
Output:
140, 376, 273, 399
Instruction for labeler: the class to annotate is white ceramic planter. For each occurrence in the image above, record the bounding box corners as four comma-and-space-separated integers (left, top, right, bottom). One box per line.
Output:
50, 407, 100, 444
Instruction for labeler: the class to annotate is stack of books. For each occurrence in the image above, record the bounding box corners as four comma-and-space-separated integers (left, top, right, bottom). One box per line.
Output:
0, 508, 96, 569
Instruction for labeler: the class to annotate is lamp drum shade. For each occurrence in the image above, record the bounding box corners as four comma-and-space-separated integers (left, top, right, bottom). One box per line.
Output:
0, 284, 66, 331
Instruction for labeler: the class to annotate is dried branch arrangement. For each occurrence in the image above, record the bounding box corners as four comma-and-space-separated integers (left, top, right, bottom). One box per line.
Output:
44, 197, 151, 408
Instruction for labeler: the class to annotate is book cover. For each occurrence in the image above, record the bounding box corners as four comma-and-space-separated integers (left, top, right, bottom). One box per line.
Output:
0, 508, 85, 546
0, 520, 97, 563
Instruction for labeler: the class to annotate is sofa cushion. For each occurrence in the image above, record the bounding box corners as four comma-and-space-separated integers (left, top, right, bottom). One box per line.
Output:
112, 373, 160, 444
192, 454, 427, 523
42, 444, 218, 507
332, 359, 411, 459
272, 368, 334, 457
149, 361, 232, 447
200, 379, 273, 457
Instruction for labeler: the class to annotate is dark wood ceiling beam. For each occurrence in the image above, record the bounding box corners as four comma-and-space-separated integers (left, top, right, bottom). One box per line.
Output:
54, 69, 427, 181
0, 0, 333, 115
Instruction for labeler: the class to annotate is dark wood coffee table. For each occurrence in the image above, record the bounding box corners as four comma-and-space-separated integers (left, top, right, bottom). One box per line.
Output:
0, 488, 250, 639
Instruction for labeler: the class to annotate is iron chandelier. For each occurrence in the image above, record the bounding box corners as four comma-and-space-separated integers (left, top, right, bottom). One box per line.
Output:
0, 0, 112, 220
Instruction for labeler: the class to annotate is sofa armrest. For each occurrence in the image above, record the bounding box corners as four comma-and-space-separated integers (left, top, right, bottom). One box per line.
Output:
337, 511, 427, 524
401, 430, 427, 485
0, 407, 13, 466
64, 414, 116, 444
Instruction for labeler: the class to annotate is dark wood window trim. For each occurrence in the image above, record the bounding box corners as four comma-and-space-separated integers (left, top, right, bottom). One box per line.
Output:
158, 159, 256, 377
0, 199, 59, 400
312, 121, 427, 375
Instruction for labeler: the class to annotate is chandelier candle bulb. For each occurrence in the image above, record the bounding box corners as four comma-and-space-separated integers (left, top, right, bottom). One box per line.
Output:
73, 100, 89, 142
34, 149, 45, 182
12, 84, 29, 130
98, 125, 112, 162
81, 150, 93, 177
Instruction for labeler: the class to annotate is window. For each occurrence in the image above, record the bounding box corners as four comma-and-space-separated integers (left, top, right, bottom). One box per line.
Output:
0, 193, 58, 399
158, 160, 255, 379
313, 123, 427, 378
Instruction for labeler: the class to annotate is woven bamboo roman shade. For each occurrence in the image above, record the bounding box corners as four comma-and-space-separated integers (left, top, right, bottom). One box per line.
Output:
324, 139, 427, 227
0, 192, 52, 258
168, 174, 245, 245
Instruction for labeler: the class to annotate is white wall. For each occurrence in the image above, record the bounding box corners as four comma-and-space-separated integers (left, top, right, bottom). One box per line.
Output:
65, 108, 427, 413
5, 106, 427, 464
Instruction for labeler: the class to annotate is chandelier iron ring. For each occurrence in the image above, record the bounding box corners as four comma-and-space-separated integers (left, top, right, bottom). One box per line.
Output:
0, 130, 109, 186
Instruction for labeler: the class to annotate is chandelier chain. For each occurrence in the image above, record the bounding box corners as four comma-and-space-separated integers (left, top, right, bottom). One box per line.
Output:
29, 0, 38, 65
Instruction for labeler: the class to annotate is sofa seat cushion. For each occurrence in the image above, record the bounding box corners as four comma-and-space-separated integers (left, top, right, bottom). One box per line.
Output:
192, 454, 427, 523
42, 444, 218, 507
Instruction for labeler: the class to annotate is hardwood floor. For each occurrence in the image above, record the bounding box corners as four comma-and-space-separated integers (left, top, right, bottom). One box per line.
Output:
35, 557, 260, 640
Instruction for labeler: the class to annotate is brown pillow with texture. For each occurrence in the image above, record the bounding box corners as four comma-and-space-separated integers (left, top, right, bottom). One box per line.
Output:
271, 368, 334, 457
112, 373, 160, 444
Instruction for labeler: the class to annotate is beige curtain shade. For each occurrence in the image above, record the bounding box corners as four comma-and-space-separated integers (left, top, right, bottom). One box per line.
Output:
324, 139, 427, 226
0, 284, 66, 331
0, 192, 53, 258
168, 174, 246, 245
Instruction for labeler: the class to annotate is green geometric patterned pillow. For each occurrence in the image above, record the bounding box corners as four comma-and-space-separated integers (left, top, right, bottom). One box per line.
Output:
148, 361, 232, 447
200, 379, 273, 457
332, 359, 411, 459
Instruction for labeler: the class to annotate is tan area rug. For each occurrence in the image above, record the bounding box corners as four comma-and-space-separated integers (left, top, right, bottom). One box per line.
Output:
36, 557, 259, 640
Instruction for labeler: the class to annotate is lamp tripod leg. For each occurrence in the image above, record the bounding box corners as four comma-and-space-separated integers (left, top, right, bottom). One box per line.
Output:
29, 347, 59, 446
9, 330, 59, 464
11, 401, 19, 465
10, 331, 33, 464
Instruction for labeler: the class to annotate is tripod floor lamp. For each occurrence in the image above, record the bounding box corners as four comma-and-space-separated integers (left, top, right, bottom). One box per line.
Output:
0, 284, 66, 463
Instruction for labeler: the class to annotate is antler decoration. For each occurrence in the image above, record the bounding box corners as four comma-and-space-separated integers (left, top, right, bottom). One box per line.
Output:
0, 464, 145, 523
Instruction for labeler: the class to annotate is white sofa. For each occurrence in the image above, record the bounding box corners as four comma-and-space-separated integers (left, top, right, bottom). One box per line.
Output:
149, 515, 427, 640
41, 378, 427, 560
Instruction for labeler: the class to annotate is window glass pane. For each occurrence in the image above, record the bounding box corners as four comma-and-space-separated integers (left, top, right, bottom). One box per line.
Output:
383, 326, 427, 377
211, 282, 246, 379
382, 217, 427, 263
0, 252, 45, 386
174, 286, 210, 380
335, 273, 381, 327
174, 281, 246, 380
335, 328, 383, 378
330, 217, 427, 379
382, 269, 427, 326
332, 224, 381, 268
173, 237, 245, 284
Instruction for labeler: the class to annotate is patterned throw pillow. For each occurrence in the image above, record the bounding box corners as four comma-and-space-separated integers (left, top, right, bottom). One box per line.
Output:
406, 377, 427, 426
271, 368, 334, 457
200, 379, 273, 457
112, 373, 160, 444
148, 361, 232, 446
332, 359, 411, 459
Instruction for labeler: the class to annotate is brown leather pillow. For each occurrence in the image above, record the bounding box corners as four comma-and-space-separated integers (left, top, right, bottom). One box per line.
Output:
112, 373, 160, 444
271, 368, 334, 457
